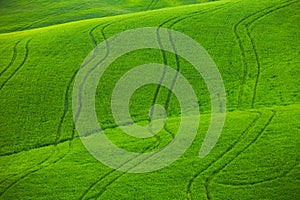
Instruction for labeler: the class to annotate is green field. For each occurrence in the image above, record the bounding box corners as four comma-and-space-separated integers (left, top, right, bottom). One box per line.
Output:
0, 0, 299, 199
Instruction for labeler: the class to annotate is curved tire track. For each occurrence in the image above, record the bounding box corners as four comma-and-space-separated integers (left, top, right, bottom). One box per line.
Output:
91, 4, 232, 199
203, 111, 276, 199
0, 40, 20, 77
147, 0, 159, 10
0, 23, 110, 197
186, 111, 261, 200
77, 22, 160, 200
56, 22, 104, 146
146, 0, 155, 10
0, 151, 53, 197
235, 0, 298, 109
80, 8, 207, 200
154, 3, 231, 116
0, 39, 31, 91
245, 0, 299, 108
214, 162, 300, 186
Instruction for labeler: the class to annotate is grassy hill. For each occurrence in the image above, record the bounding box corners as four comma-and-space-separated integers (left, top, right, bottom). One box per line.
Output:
0, 0, 212, 33
0, 0, 299, 199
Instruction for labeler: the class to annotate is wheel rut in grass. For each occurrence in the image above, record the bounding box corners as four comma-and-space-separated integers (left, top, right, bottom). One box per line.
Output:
153, 2, 231, 118
0, 40, 20, 77
76, 20, 161, 199
246, 0, 299, 108
204, 110, 276, 200
205, 178, 211, 200
215, 162, 300, 187
89, 4, 232, 199
235, 0, 299, 109
81, 8, 208, 199
146, 0, 154, 10
0, 39, 31, 92
55, 22, 105, 147
0, 23, 111, 197
0, 153, 52, 197
186, 111, 261, 200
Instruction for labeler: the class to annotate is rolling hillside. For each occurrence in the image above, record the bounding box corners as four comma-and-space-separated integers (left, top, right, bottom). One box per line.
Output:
0, 0, 299, 199
0, 0, 212, 33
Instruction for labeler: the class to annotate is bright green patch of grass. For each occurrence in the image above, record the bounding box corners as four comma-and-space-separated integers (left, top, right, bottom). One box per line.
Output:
0, 0, 299, 199
0, 0, 213, 33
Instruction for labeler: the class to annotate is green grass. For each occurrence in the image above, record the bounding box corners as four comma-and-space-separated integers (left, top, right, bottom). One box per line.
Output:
0, 0, 299, 199
0, 0, 213, 34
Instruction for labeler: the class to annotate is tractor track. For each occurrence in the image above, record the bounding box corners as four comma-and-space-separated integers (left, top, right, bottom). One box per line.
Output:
187, 1, 297, 197
186, 111, 262, 200
0, 39, 31, 92
3, 1, 293, 198
0, 151, 54, 197
85, 2, 295, 196
78, 137, 157, 200
80, 139, 160, 200
79, 137, 163, 200
0, 119, 149, 157
203, 110, 276, 200
162, 2, 231, 112
205, 178, 211, 200
77, 21, 161, 200
55, 22, 104, 146
153, 2, 231, 118
89, 4, 232, 199
0, 41, 20, 77
74, 22, 111, 125
0, 23, 110, 197
152, 0, 159, 9
147, 0, 159, 10
235, 10, 263, 109
245, 0, 299, 108
235, 0, 298, 109
146, 0, 155, 10
81, 8, 206, 200
0, 168, 40, 197
0, 176, 11, 186
0, 1, 272, 197
215, 162, 300, 186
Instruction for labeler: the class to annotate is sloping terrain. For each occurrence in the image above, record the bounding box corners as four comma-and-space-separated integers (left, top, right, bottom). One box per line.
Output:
0, 0, 212, 33
0, 0, 299, 199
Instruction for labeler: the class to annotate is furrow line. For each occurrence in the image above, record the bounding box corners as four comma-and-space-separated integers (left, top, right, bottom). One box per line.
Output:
245, 0, 299, 108
92, 4, 233, 198
207, 110, 276, 187
0, 39, 31, 91
55, 22, 103, 146
0, 40, 20, 77
202, 111, 276, 200
84, 8, 213, 199
78, 21, 161, 199
234, 9, 262, 109
215, 162, 300, 186
162, 3, 230, 112
146, 0, 155, 10
205, 178, 211, 200
0, 23, 110, 196
0, 150, 55, 197
235, 0, 295, 109
186, 111, 261, 199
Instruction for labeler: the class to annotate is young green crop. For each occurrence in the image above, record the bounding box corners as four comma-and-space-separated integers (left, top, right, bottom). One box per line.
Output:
0, 0, 299, 199
0, 0, 212, 34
